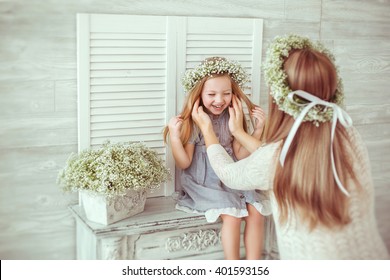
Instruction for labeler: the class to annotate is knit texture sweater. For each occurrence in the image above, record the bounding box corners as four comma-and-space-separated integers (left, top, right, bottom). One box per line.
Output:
207, 127, 389, 259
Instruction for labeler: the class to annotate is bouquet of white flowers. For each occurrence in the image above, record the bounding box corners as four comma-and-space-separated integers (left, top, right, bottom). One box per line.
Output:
57, 141, 171, 198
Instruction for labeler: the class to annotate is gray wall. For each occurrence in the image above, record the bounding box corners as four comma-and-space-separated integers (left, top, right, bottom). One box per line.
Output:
0, 0, 389, 259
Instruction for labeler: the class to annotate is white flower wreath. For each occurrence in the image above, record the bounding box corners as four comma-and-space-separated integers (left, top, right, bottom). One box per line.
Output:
263, 34, 345, 124
181, 57, 250, 92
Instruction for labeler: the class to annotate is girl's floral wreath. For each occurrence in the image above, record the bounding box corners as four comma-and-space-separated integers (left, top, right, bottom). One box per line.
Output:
263, 34, 345, 125
181, 57, 250, 92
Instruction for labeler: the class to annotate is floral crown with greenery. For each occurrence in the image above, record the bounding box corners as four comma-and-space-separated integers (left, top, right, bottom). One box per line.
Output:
181, 57, 250, 92
263, 34, 345, 124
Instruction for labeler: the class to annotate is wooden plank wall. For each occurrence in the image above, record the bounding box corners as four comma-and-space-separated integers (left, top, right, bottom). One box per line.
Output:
0, 0, 388, 259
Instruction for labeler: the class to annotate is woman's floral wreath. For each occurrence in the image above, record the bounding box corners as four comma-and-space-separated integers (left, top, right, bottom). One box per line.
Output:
181, 57, 250, 92
263, 34, 345, 124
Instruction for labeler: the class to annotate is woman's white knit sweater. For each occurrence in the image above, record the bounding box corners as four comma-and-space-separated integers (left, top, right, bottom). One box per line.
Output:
207, 127, 388, 259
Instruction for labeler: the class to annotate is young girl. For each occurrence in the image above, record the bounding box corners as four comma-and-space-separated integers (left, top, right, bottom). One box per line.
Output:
191, 35, 389, 259
163, 57, 270, 260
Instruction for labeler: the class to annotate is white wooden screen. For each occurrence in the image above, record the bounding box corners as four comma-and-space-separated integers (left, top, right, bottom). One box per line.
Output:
77, 14, 263, 197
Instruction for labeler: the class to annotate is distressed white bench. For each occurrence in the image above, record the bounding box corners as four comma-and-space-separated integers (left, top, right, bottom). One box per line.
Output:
70, 196, 278, 260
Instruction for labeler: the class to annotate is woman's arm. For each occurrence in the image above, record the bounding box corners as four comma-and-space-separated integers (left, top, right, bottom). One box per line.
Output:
191, 99, 219, 147
233, 104, 266, 159
229, 95, 263, 155
207, 142, 280, 191
250, 106, 266, 140
233, 138, 249, 160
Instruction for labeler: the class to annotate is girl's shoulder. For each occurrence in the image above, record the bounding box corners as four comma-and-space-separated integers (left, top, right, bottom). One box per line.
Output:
188, 124, 202, 144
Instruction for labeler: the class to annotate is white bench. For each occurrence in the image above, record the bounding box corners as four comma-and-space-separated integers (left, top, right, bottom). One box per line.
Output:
70, 196, 279, 260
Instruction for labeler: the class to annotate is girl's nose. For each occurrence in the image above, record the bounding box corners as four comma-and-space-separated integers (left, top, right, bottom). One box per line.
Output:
215, 94, 223, 102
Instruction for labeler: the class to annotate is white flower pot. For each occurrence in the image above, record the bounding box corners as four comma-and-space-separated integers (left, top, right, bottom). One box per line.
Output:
80, 189, 147, 225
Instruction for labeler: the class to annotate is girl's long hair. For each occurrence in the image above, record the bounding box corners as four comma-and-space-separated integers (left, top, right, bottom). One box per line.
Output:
163, 64, 256, 145
264, 49, 360, 229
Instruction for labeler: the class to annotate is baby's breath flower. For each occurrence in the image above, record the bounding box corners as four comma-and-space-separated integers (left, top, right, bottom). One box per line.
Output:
263, 34, 345, 123
57, 141, 171, 198
182, 57, 250, 92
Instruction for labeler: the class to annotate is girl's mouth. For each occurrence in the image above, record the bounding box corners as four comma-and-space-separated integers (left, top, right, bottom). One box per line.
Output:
212, 104, 224, 110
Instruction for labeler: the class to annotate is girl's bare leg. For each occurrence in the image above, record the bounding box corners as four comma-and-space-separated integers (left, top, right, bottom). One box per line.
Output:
243, 204, 264, 260
220, 214, 242, 260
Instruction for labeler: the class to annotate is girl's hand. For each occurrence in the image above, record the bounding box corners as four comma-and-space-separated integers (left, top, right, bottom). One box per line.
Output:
251, 106, 266, 133
191, 98, 211, 131
228, 95, 245, 135
168, 115, 183, 140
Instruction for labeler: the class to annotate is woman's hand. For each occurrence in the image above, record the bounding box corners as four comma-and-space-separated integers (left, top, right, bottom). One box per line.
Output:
251, 106, 266, 134
192, 98, 219, 147
191, 98, 212, 131
229, 95, 262, 153
168, 115, 183, 140
228, 95, 245, 136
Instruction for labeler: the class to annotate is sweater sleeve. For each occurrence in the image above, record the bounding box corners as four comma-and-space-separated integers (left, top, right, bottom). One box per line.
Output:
207, 142, 280, 191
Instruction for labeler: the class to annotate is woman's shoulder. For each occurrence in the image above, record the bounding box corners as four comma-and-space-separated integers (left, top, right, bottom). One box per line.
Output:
344, 126, 368, 158
343, 126, 374, 188
257, 140, 282, 152
346, 126, 362, 141
251, 140, 282, 162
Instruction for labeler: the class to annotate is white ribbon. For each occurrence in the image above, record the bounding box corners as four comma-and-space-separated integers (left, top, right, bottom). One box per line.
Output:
279, 90, 353, 196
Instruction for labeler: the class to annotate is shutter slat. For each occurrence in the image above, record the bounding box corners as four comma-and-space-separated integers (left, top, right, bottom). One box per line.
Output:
91, 84, 164, 93
91, 33, 166, 40
90, 62, 166, 70
91, 127, 164, 138
91, 40, 165, 48
91, 91, 165, 100
186, 48, 252, 55
91, 98, 165, 108
91, 112, 165, 123
92, 119, 165, 130
187, 41, 253, 48
91, 48, 166, 55
187, 34, 252, 41
91, 106, 164, 115
91, 54, 166, 63
91, 69, 165, 78
91, 134, 163, 145
90, 76, 165, 86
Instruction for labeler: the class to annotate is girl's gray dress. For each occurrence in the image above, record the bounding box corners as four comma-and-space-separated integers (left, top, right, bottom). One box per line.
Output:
176, 109, 271, 222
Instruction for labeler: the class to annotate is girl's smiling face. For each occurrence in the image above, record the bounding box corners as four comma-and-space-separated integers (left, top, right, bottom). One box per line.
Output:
200, 75, 233, 116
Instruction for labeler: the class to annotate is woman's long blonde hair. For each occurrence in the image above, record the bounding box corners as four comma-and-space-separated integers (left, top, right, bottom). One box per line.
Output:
163, 58, 256, 145
264, 49, 359, 229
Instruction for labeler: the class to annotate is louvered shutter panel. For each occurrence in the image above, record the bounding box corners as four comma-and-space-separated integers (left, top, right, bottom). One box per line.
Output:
77, 14, 177, 197
77, 14, 263, 197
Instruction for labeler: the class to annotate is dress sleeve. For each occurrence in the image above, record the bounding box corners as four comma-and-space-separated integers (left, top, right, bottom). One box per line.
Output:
207, 142, 280, 191
188, 125, 201, 144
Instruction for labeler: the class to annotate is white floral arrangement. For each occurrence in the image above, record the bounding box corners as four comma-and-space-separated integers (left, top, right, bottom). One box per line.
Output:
182, 57, 250, 92
57, 141, 171, 198
263, 34, 345, 124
